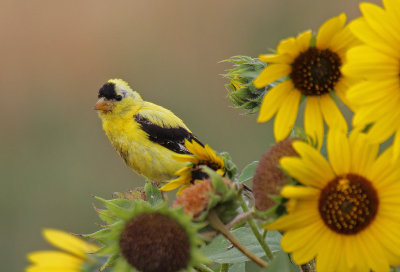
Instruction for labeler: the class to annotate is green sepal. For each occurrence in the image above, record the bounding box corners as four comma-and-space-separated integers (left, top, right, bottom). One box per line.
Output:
197, 166, 240, 223
99, 253, 119, 271
94, 196, 134, 222
223, 56, 271, 114
93, 206, 117, 225
144, 180, 163, 206
220, 151, 237, 179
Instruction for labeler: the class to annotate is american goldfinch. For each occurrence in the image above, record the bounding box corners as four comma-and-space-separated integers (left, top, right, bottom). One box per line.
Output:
94, 79, 203, 182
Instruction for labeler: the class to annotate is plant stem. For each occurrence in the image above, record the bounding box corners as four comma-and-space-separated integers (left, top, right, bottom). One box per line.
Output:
239, 195, 274, 261
208, 210, 268, 268
194, 263, 215, 272
220, 263, 229, 272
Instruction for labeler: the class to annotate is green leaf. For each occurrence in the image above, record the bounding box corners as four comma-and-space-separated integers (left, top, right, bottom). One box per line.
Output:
144, 181, 163, 206
265, 251, 299, 272
230, 263, 246, 272
201, 227, 281, 264
238, 161, 258, 183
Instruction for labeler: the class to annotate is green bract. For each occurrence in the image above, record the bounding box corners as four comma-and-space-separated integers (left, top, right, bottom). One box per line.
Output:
86, 197, 208, 272
223, 56, 271, 114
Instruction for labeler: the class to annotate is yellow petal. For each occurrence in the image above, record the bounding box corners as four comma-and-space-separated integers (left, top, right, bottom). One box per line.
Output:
383, 0, 400, 23
349, 17, 400, 58
360, 3, 400, 50
367, 110, 400, 143
204, 145, 218, 162
356, 231, 390, 272
329, 24, 359, 53
342, 45, 399, 80
265, 208, 319, 231
175, 166, 192, 176
253, 64, 291, 89
304, 96, 324, 149
327, 129, 350, 175
176, 184, 190, 195
283, 222, 324, 264
346, 78, 399, 106
291, 141, 335, 183
393, 129, 400, 162
42, 229, 97, 258
295, 30, 312, 53
273, 89, 301, 141
369, 146, 395, 186
27, 251, 82, 268
352, 92, 399, 127
277, 37, 299, 58
280, 157, 326, 188
316, 13, 346, 49
173, 154, 199, 164
348, 130, 379, 175
316, 231, 341, 272
280, 185, 320, 199
319, 94, 348, 133
259, 53, 293, 64
160, 175, 189, 191
192, 141, 208, 160
257, 80, 294, 123
26, 266, 79, 272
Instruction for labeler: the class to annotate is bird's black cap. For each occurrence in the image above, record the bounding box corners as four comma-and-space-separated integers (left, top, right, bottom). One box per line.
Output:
98, 83, 122, 101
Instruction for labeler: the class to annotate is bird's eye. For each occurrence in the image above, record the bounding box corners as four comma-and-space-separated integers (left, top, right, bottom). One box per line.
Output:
116, 95, 122, 101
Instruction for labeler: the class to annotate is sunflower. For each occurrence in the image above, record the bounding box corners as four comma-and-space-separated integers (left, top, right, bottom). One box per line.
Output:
26, 229, 99, 272
254, 13, 358, 146
342, 0, 400, 160
88, 198, 207, 272
160, 140, 225, 193
265, 129, 400, 271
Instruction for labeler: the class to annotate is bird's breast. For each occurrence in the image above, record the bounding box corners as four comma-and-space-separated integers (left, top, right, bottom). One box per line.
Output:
102, 115, 187, 182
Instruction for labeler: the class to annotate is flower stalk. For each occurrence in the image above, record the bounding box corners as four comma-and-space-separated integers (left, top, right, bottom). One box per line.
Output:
207, 210, 268, 268
239, 195, 274, 261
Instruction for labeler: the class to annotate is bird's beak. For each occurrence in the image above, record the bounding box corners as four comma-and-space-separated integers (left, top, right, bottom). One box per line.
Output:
94, 97, 113, 111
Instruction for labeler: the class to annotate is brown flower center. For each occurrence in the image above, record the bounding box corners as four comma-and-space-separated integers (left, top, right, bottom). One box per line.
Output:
119, 213, 191, 272
318, 174, 378, 235
290, 47, 342, 96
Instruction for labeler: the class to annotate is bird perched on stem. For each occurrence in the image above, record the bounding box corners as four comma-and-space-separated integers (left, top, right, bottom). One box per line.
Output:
94, 79, 203, 182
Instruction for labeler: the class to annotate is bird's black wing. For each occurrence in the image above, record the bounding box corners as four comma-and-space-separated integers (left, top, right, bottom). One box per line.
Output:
134, 114, 203, 154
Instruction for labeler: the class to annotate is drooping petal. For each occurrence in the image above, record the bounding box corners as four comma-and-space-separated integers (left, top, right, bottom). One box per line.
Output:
304, 96, 324, 149
280, 185, 320, 199
319, 94, 348, 133
259, 53, 293, 64
273, 89, 301, 141
253, 64, 291, 89
291, 141, 335, 184
280, 157, 327, 188
327, 129, 350, 175
43, 229, 97, 258
348, 130, 379, 175
295, 30, 312, 53
257, 80, 294, 123
27, 251, 82, 268
316, 13, 346, 49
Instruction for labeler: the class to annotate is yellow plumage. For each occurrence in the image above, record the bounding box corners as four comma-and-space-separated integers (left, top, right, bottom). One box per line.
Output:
95, 79, 200, 182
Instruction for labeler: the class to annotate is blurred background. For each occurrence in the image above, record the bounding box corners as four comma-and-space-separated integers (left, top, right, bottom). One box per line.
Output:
0, 0, 377, 270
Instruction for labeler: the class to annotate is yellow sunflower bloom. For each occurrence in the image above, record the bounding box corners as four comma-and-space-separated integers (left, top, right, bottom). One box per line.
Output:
342, 0, 400, 160
26, 229, 99, 272
254, 13, 358, 146
160, 140, 225, 193
265, 130, 400, 271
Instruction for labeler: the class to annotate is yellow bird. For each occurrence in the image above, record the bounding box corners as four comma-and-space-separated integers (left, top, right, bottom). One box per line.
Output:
94, 79, 203, 182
